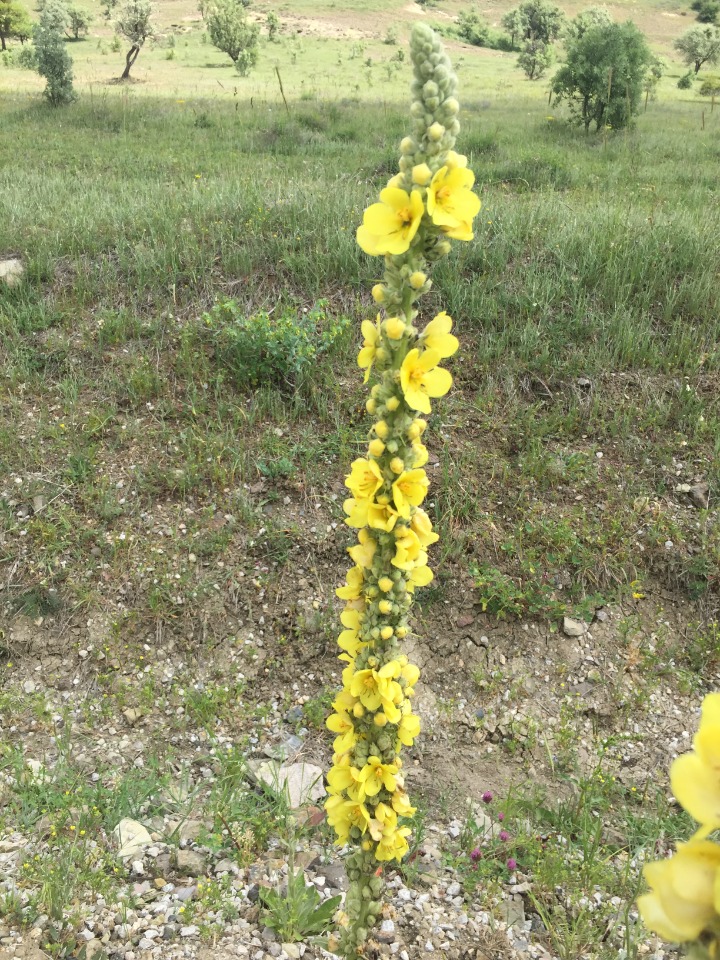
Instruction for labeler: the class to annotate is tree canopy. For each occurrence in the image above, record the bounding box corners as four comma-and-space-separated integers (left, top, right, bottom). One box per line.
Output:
501, 0, 566, 47
0, 0, 32, 50
115, 0, 154, 78
204, 0, 258, 75
674, 24, 720, 73
551, 21, 652, 132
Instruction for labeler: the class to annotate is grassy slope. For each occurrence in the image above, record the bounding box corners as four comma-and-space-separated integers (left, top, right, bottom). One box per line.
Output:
1, 5, 719, 957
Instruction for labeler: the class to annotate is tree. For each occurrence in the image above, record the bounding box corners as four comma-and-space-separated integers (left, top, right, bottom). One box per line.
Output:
500, 7, 524, 47
691, 0, 719, 24
551, 21, 652, 132
564, 6, 613, 41
65, 5, 92, 38
502, 0, 565, 46
266, 10, 278, 40
0, 0, 32, 50
33, 4, 76, 104
517, 38, 552, 77
457, 8, 490, 46
115, 0, 153, 78
204, 0, 258, 74
674, 24, 720, 73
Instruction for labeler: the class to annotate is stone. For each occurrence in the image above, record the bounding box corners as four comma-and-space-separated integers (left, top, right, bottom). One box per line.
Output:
123, 708, 142, 726
282, 944, 301, 959
562, 617, 587, 637
377, 919, 396, 943
689, 482, 710, 510
0, 257, 24, 287
250, 761, 325, 808
175, 849, 207, 876
179, 925, 199, 937
500, 895, 526, 928
214, 858, 236, 874
23, 680, 37, 694
114, 818, 153, 858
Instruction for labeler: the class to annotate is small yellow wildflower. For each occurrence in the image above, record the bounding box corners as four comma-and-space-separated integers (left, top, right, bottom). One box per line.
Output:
400, 349, 452, 415
357, 188, 424, 257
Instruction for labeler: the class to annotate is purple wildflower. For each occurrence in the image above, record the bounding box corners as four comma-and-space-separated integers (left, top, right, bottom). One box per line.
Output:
470, 847, 482, 862
499, 830, 510, 842
497, 812, 505, 822
506, 858, 517, 872
481, 791, 493, 804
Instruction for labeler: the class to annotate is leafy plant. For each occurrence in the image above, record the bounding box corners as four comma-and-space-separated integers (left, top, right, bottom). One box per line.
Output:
198, 299, 349, 390
33, 6, 76, 105
260, 855, 341, 943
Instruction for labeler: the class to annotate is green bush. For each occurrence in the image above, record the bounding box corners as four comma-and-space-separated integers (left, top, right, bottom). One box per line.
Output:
699, 74, 720, 94
678, 70, 694, 88
198, 299, 350, 389
34, 13, 76, 105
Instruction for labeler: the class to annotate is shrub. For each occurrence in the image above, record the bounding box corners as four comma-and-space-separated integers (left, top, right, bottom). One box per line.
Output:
197, 299, 350, 389
678, 70, 694, 87
34, 10, 76, 104
699, 73, 720, 93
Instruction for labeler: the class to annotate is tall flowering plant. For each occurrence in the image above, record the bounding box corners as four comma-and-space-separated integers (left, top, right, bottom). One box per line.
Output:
324, 23, 480, 957
639, 692, 720, 958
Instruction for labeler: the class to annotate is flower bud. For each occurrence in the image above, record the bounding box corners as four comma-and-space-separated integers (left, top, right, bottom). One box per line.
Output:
375, 347, 389, 364
437, 240, 452, 256
428, 121, 445, 141
443, 96, 460, 115
374, 420, 389, 440
389, 457, 405, 475
371, 284, 386, 303
400, 136, 415, 154
368, 438, 385, 458
386, 396, 400, 412
353, 702, 365, 718
378, 599, 392, 615
378, 577, 393, 592
412, 163, 432, 185
366, 398, 377, 415
380, 626, 394, 640
409, 271, 427, 290
396, 626, 408, 639
374, 712, 388, 727
384, 317, 406, 340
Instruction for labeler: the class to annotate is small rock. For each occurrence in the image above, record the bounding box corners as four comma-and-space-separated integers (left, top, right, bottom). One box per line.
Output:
132, 860, 145, 876
562, 617, 587, 637
282, 944, 301, 959
123, 708, 142, 726
689, 482, 710, 510
23, 680, 37, 694
249, 761, 325, 808
501, 895, 526, 928
377, 919, 396, 944
214, 858, 236, 875
0, 257, 24, 287
179, 925, 199, 938
175, 849, 207, 876
114, 818, 153, 858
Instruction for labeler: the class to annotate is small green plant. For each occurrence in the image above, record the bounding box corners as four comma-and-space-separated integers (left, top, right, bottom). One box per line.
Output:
266, 10, 279, 41
470, 562, 566, 619
260, 853, 341, 943
198, 299, 349, 389
699, 73, 720, 94
678, 70, 694, 88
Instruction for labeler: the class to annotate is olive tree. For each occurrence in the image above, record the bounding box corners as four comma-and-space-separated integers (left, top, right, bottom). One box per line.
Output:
34, 3, 76, 104
115, 0, 154, 79
551, 21, 652, 132
0, 0, 31, 49
204, 0, 258, 75
674, 24, 720, 73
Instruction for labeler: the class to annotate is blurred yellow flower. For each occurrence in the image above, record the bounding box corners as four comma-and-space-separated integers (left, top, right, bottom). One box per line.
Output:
427, 165, 481, 241
638, 839, 720, 942
671, 692, 720, 836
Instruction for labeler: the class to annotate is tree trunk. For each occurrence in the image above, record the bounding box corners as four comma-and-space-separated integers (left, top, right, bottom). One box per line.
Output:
1, 35, 6, 51
695, 59, 702, 73
121, 43, 140, 79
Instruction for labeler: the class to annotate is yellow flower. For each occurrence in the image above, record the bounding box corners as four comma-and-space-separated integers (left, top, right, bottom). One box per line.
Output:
411, 508, 439, 547
368, 802, 397, 841
411, 441, 428, 467
346, 458, 384, 501
326, 712, 357, 754
376, 825, 412, 862
420, 311, 459, 359
391, 788, 416, 818
400, 349, 452, 415
326, 798, 371, 843
392, 528, 423, 570
672, 693, 720, 835
357, 188, 424, 257
407, 564, 433, 591
328, 758, 363, 794
398, 710, 421, 746
349, 662, 403, 722
357, 757, 399, 797
357, 316, 382, 383
427, 165, 481, 241
638, 840, 720, 942
392, 470, 429, 518
367, 501, 401, 533
336, 566, 364, 602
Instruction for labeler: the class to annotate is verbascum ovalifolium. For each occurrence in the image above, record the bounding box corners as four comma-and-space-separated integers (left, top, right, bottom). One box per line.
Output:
325, 24, 480, 958
638, 693, 720, 958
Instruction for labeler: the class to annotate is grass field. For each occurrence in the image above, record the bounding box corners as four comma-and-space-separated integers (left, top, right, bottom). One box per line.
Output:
1, 3, 720, 958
